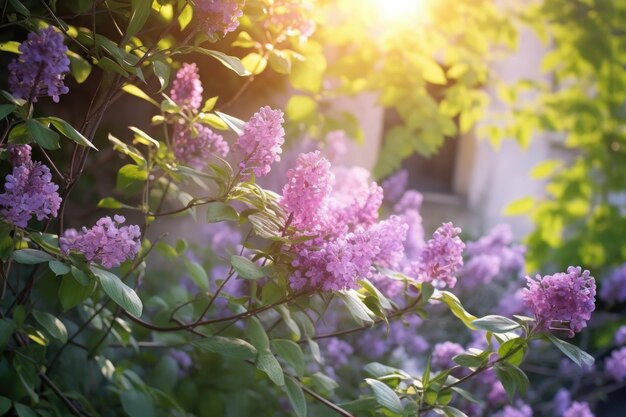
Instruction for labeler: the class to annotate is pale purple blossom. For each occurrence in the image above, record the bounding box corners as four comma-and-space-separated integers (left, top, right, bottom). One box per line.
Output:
323, 130, 348, 164
410, 222, 464, 288
236, 106, 285, 177
7, 144, 32, 166
522, 266, 596, 337
431, 341, 464, 369
394, 190, 423, 214
0, 161, 61, 228
493, 402, 533, 417
400, 209, 425, 261
599, 264, 626, 304
196, 0, 244, 36
552, 388, 571, 415
172, 123, 229, 169
496, 288, 530, 317
9, 26, 69, 103
281, 151, 333, 230
330, 167, 383, 229
60, 215, 141, 268
324, 338, 353, 367
563, 402, 594, 417
266, 0, 315, 38
605, 347, 626, 382
382, 170, 408, 202
368, 215, 408, 269
615, 326, 626, 346
170, 63, 203, 111
488, 381, 508, 406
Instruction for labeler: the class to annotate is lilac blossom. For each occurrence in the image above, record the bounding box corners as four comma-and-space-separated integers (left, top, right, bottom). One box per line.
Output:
330, 167, 384, 229
616, 326, 626, 346
488, 380, 508, 406
599, 264, 626, 304
322, 130, 348, 164
7, 144, 32, 166
170, 350, 193, 377
9, 26, 70, 103
172, 123, 229, 170
281, 151, 334, 230
410, 222, 464, 288
60, 215, 141, 268
605, 347, 626, 382
236, 106, 285, 177
563, 402, 594, 417
195, 0, 244, 36
496, 288, 530, 317
382, 170, 408, 203
393, 190, 423, 214
552, 388, 571, 415
522, 266, 596, 337
324, 338, 354, 367
389, 315, 429, 355
266, 0, 315, 38
368, 215, 408, 268
493, 402, 533, 417
431, 341, 464, 369
0, 160, 61, 228
170, 63, 203, 111
399, 209, 425, 261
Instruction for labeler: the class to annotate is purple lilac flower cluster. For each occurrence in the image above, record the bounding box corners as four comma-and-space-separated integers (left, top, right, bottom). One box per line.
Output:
409, 222, 465, 289
522, 266, 596, 336
605, 347, 626, 382
431, 341, 464, 369
8, 144, 32, 166
60, 215, 141, 268
0, 150, 61, 228
461, 224, 526, 289
493, 402, 532, 417
615, 326, 626, 346
322, 130, 348, 164
381, 169, 408, 203
236, 106, 286, 177
195, 0, 244, 36
284, 152, 413, 291
172, 124, 229, 170
170, 63, 203, 111
9, 26, 70, 103
599, 263, 626, 304
563, 402, 594, 417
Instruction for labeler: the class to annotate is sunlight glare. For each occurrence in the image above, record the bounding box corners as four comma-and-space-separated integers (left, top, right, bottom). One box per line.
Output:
373, 0, 426, 22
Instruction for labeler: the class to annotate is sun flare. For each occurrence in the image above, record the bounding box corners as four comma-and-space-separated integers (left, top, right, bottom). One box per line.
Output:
372, 0, 427, 22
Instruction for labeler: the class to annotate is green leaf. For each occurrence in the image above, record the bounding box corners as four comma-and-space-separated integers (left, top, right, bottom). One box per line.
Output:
284, 376, 307, 417
32, 310, 68, 343
117, 164, 148, 189
340, 397, 379, 412
177, 3, 193, 30
257, 349, 285, 386
433, 290, 477, 329
338, 290, 374, 324
215, 111, 245, 135
241, 52, 267, 75
12, 249, 55, 264
206, 202, 239, 223
190, 48, 249, 76
450, 387, 481, 404
92, 267, 143, 317
0, 41, 20, 54
0, 319, 15, 351
122, 84, 159, 107
232, 31, 256, 48
193, 336, 257, 359
442, 406, 469, 417
286, 95, 317, 123
453, 353, 487, 368
14, 404, 37, 417
59, 274, 96, 311
121, 390, 155, 417
48, 260, 70, 276
43, 117, 98, 150
0, 104, 16, 119
184, 260, 209, 291
272, 339, 305, 377
67, 50, 92, 83
421, 59, 447, 85
152, 59, 171, 93
494, 363, 529, 402
129, 126, 159, 148
9, 0, 30, 16
472, 315, 521, 333
202, 96, 219, 112
97, 197, 127, 209
109, 134, 146, 164
249, 317, 270, 350
498, 337, 527, 366
545, 333, 595, 367
0, 396, 11, 415
269, 49, 292, 74
503, 197, 534, 216
231, 255, 267, 280
365, 378, 403, 414
530, 159, 562, 180
126, 0, 152, 39
27, 119, 60, 150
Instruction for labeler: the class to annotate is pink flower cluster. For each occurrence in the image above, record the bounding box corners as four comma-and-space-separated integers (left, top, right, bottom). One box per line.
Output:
236, 106, 285, 177
605, 347, 626, 382
8, 144, 32, 166
173, 124, 229, 170
381, 169, 409, 202
266, 0, 315, 38
60, 215, 141, 268
195, 0, 244, 36
409, 222, 465, 288
9, 26, 70, 102
522, 266, 596, 336
170, 63, 203, 111
0, 148, 61, 228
